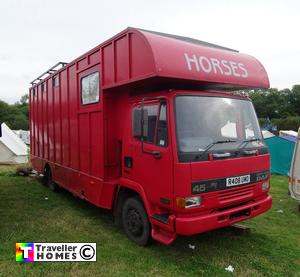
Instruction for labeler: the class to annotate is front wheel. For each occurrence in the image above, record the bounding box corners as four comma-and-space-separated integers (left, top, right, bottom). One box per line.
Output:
122, 197, 151, 246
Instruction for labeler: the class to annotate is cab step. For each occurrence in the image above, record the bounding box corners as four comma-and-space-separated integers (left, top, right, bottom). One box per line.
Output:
152, 213, 169, 224
152, 227, 176, 245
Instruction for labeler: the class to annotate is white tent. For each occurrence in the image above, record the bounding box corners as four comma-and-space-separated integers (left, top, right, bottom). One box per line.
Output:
13, 130, 30, 145
262, 130, 275, 139
279, 130, 298, 137
0, 123, 28, 164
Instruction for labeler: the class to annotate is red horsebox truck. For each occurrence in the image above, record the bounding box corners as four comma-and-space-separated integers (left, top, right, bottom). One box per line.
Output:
30, 28, 272, 245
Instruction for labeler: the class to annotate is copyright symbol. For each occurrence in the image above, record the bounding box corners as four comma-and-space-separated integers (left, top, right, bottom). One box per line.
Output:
79, 244, 95, 260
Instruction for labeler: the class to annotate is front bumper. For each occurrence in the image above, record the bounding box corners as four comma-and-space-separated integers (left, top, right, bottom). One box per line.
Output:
175, 195, 272, 235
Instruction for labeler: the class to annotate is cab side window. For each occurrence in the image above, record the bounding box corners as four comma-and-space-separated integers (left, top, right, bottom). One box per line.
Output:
133, 102, 168, 147
156, 103, 168, 147
143, 105, 158, 143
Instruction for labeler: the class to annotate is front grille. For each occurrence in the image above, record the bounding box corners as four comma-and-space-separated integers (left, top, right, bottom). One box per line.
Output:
217, 200, 253, 212
218, 185, 255, 203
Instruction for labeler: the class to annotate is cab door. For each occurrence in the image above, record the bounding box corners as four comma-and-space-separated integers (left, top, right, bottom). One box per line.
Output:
124, 100, 174, 210
290, 127, 300, 201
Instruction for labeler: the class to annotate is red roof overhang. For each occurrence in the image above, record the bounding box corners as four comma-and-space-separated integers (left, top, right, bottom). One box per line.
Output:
138, 29, 269, 90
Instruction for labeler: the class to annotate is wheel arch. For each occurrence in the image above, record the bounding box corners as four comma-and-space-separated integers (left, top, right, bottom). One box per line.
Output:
113, 178, 152, 226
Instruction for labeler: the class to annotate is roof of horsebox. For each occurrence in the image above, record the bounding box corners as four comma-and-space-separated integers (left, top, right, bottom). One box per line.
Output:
130, 27, 270, 89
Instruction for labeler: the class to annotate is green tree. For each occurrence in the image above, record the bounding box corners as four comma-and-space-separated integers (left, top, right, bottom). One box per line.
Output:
289, 85, 300, 115
249, 87, 296, 119
20, 94, 29, 105
248, 89, 268, 118
0, 94, 29, 130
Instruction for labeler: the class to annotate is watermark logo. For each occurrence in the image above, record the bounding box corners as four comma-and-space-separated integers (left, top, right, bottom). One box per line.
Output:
16, 243, 96, 262
16, 243, 34, 262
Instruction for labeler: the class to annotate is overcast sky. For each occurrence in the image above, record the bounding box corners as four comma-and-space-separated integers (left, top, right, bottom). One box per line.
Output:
0, 0, 299, 103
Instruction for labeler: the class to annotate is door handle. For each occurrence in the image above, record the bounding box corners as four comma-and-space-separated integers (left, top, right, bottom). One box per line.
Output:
152, 151, 161, 159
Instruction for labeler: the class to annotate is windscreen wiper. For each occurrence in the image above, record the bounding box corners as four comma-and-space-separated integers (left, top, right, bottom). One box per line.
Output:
238, 138, 262, 154
199, 139, 237, 158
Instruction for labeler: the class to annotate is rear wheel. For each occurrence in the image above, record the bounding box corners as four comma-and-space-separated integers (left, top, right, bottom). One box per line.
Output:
122, 197, 151, 246
44, 166, 59, 192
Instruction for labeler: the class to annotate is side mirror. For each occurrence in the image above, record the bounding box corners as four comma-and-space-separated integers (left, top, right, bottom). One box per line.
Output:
132, 108, 148, 138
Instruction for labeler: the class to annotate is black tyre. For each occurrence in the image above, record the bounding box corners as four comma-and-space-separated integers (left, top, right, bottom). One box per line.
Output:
43, 167, 49, 186
122, 197, 151, 246
44, 166, 59, 192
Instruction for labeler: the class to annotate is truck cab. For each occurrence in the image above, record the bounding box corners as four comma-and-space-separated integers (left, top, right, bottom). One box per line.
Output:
120, 89, 271, 245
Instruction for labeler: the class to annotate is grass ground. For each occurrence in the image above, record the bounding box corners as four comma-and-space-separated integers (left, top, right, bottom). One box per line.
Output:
0, 165, 299, 277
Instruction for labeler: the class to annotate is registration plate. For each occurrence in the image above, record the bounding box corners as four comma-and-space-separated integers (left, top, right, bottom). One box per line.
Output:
226, 175, 250, 187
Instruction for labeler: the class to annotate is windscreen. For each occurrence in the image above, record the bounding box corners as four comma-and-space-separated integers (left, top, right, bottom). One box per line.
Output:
175, 95, 262, 154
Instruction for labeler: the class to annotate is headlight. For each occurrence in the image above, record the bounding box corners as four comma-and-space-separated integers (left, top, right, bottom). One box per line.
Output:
176, 196, 202, 208
262, 181, 270, 191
